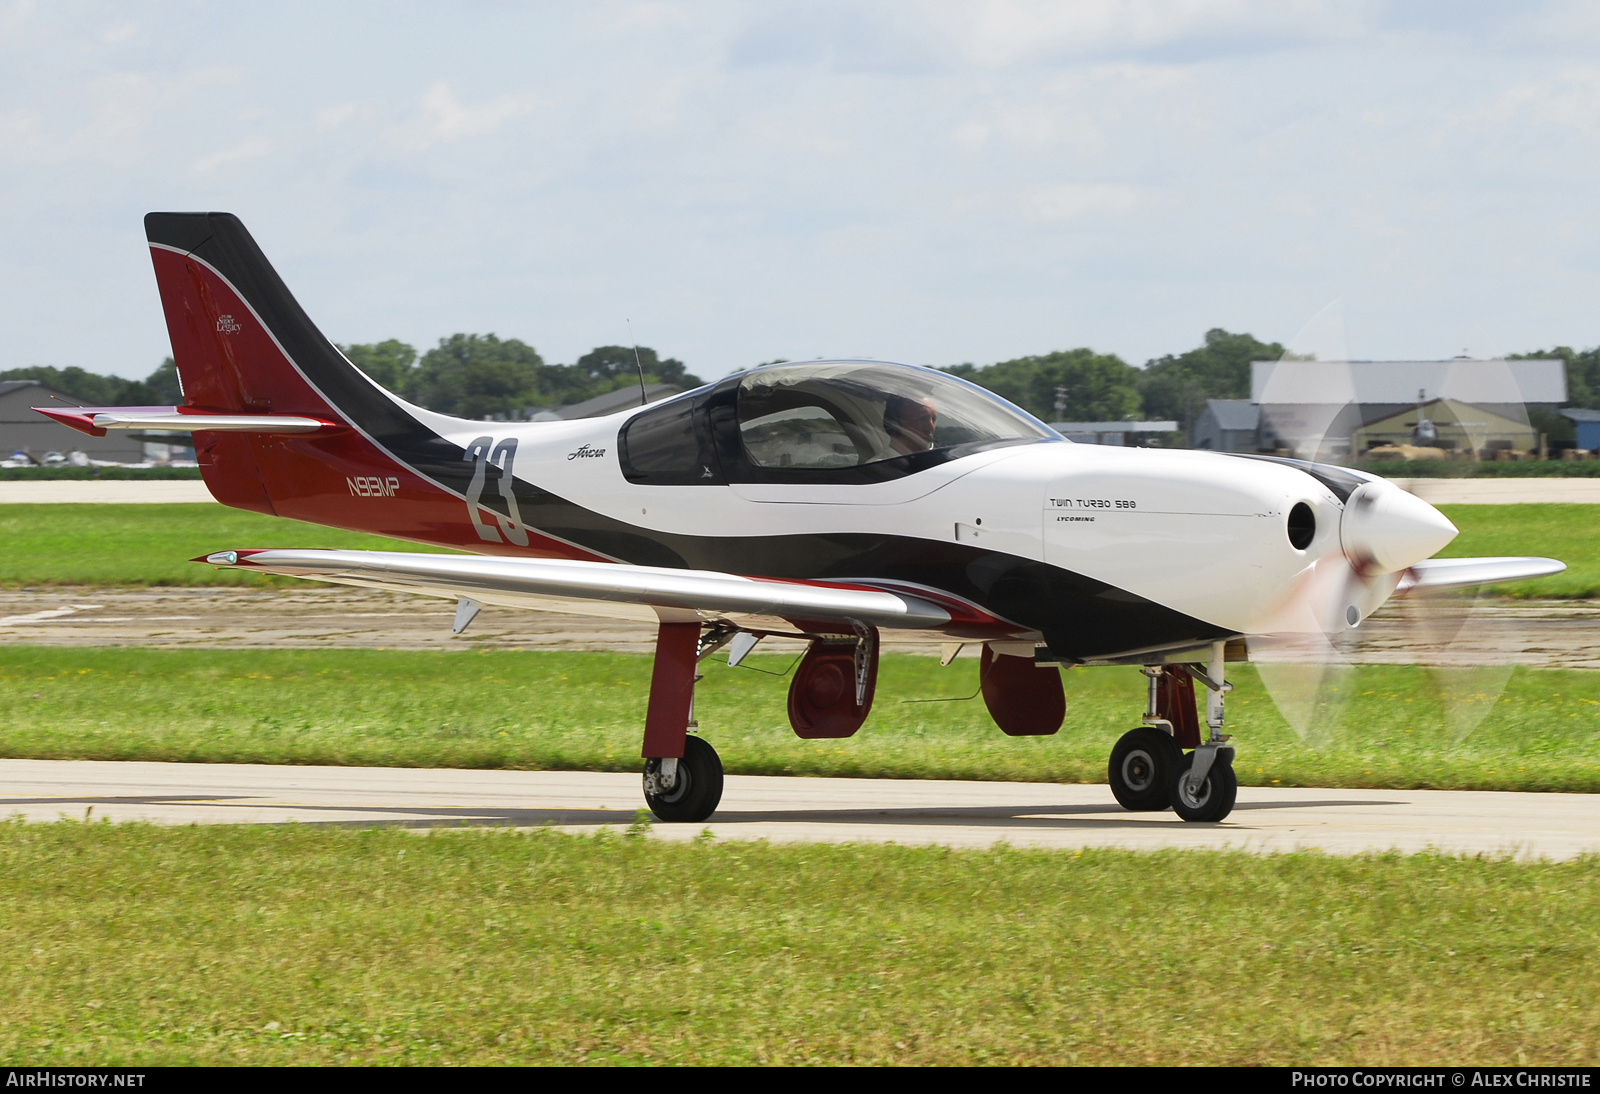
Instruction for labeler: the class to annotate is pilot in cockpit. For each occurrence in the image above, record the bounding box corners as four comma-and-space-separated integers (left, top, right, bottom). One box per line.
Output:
884, 394, 937, 456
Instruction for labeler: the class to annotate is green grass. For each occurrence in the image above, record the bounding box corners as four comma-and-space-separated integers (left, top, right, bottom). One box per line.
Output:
0, 823, 1594, 1065
1437, 504, 1600, 597
1352, 458, 1600, 477
0, 502, 1589, 595
0, 504, 456, 587
3, 647, 1598, 792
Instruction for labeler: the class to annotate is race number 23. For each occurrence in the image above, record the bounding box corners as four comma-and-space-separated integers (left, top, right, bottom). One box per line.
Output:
463, 436, 530, 546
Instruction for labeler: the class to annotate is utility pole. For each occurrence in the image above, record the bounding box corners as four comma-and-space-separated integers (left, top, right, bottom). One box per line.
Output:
1054, 384, 1069, 421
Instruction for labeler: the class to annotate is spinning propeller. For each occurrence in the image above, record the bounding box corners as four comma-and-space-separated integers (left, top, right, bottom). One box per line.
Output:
1246, 317, 1554, 748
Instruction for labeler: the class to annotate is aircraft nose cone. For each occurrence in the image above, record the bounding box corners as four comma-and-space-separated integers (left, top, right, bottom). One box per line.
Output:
1340, 480, 1458, 574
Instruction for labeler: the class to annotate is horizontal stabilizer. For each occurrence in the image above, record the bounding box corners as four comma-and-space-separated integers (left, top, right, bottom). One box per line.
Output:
1398, 556, 1566, 591
34, 406, 336, 438
197, 549, 954, 630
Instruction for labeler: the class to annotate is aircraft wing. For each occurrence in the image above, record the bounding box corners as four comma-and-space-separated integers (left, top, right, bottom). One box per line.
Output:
198, 548, 955, 630
1397, 556, 1566, 592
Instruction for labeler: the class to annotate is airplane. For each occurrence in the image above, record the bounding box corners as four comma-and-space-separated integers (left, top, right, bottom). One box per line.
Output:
36, 212, 1566, 825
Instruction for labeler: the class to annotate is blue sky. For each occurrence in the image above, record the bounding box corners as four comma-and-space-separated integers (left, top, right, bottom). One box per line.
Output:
5, 1, 1600, 380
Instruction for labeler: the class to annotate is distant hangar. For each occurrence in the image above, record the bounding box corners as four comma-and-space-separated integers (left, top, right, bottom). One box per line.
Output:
1194, 359, 1567, 458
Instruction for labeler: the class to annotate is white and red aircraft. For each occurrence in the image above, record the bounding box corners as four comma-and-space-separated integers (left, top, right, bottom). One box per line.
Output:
37, 213, 1564, 823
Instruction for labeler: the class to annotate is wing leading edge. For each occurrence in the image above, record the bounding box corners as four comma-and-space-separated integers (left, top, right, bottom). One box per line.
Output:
1398, 556, 1566, 591
200, 548, 956, 630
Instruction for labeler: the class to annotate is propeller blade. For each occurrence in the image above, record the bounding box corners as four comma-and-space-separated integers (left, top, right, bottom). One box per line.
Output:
1246, 325, 1540, 749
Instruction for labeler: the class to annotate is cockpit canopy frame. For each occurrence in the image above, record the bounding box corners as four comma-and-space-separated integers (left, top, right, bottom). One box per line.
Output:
619, 360, 1061, 486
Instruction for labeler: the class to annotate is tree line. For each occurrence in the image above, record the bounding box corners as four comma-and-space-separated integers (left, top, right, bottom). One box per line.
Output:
8, 329, 1600, 445
339, 337, 701, 420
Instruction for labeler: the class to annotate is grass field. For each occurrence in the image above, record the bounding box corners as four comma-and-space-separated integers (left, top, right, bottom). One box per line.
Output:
0, 822, 1593, 1065
0, 504, 455, 587
0, 502, 1591, 594
1437, 504, 1600, 598
3, 646, 1598, 792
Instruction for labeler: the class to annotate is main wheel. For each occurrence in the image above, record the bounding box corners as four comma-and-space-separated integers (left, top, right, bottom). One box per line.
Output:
643, 735, 724, 823
1170, 750, 1238, 823
1108, 727, 1182, 811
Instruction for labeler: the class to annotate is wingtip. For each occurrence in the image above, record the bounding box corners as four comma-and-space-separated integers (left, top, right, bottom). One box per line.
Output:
194, 550, 247, 566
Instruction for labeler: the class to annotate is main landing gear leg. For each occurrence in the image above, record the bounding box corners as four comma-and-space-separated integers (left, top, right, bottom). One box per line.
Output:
640, 621, 727, 823
1171, 641, 1238, 823
1109, 648, 1238, 822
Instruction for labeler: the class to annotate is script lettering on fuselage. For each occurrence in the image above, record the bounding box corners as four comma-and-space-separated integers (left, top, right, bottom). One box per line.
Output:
568, 444, 606, 460
347, 475, 400, 497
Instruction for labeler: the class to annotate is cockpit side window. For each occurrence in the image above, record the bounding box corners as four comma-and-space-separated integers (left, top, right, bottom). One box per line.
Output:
618, 392, 724, 485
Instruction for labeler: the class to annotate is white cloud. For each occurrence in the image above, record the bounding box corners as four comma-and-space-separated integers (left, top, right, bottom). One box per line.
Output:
385, 82, 540, 151
191, 135, 273, 175
0, 0, 36, 40
924, 0, 1343, 68
1473, 67, 1600, 138
609, 2, 689, 31
101, 23, 135, 44
1273, 193, 1317, 217
0, 68, 239, 166
951, 120, 991, 150
1021, 182, 1145, 221
0, 107, 45, 159
314, 101, 364, 133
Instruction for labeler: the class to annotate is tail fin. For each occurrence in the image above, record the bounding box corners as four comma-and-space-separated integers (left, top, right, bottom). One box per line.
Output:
144, 212, 420, 514
147, 212, 374, 417
139, 213, 548, 553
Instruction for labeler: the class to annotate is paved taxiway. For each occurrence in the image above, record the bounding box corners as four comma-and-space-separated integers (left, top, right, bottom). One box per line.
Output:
3, 758, 1597, 860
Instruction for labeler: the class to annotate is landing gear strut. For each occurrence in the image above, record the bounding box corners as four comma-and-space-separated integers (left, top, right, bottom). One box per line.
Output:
1111, 642, 1238, 823
639, 621, 731, 823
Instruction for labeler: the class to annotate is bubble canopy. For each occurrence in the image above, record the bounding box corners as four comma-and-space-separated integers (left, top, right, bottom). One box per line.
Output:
737, 361, 1058, 469
620, 360, 1062, 485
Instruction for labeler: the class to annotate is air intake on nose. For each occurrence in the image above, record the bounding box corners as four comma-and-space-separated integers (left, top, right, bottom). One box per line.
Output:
1287, 503, 1316, 550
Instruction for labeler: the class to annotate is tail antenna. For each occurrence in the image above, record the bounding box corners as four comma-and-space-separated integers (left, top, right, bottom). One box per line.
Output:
627, 320, 648, 408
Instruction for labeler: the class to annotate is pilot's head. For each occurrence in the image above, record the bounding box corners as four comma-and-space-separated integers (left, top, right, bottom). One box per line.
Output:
884, 395, 937, 455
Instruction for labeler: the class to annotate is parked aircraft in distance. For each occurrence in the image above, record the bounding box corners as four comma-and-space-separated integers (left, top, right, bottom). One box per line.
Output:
37, 213, 1564, 823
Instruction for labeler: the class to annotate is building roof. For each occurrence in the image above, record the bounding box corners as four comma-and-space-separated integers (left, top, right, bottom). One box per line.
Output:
1561, 407, 1600, 422
0, 380, 46, 397
1201, 399, 1260, 431
1050, 420, 1178, 433
1250, 360, 1566, 405
554, 383, 682, 420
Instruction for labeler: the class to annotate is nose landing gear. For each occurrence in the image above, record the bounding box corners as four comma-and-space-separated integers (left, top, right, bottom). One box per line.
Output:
1111, 643, 1238, 823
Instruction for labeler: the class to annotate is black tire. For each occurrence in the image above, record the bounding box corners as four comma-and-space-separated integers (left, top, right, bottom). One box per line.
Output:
1108, 727, 1182, 811
1170, 750, 1238, 823
643, 735, 724, 823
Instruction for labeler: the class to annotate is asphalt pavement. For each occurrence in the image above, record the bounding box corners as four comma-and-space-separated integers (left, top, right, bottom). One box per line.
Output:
3, 758, 1596, 859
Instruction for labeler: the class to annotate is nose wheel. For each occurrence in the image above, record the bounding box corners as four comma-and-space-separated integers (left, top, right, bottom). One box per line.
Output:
643, 735, 724, 823
1118, 649, 1239, 822
1171, 748, 1237, 823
